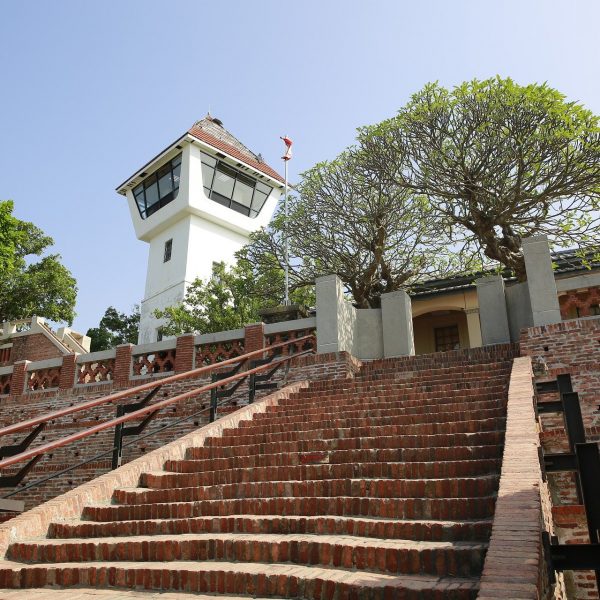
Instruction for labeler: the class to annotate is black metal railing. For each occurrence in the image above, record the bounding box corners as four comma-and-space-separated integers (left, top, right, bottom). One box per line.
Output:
0, 335, 315, 510
536, 374, 600, 590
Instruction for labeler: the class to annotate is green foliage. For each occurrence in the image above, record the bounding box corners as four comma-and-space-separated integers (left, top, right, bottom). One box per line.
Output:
246, 146, 456, 308
86, 305, 140, 351
361, 77, 600, 280
154, 258, 314, 336
0, 200, 77, 323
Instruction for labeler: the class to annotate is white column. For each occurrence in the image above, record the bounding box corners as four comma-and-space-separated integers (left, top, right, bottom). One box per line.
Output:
380, 290, 415, 357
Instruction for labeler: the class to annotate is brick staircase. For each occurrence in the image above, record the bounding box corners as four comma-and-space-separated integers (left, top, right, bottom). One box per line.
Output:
0, 353, 513, 599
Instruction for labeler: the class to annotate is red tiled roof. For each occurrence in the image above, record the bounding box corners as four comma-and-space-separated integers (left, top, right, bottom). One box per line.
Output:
188, 117, 285, 185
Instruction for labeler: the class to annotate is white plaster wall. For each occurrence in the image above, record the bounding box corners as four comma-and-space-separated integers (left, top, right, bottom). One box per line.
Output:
355, 308, 383, 359
139, 282, 186, 344
144, 217, 191, 299
186, 215, 248, 280
139, 214, 248, 344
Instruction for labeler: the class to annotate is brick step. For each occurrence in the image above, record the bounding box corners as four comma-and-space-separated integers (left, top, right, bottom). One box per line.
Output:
209, 418, 506, 447
0, 560, 480, 599
253, 403, 505, 426
185, 431, 505, 460
49, 514, 493, 543
322, 365, 511, 385
7, 533, 486, 577
293, 370, 509, 387
358, 361, 512, 373
287, 383, 507, 401
278, 388, 506, 407
183, 443, 504, 466
0, 590, 269, 600
238, 406, 506, 430
352, 376, 509, 387
265, 398, 503, 420
82, 495, 496, 522
155, 458, 502, 485
114, 475, 500, 504
291, 377, 508, 395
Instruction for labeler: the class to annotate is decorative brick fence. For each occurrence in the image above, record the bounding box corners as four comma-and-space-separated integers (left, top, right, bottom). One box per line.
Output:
0, 319, 316, 401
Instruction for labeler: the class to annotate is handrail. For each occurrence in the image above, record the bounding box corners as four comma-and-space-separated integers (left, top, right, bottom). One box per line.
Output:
0, 335, 314, 438
0, 339, 315, 470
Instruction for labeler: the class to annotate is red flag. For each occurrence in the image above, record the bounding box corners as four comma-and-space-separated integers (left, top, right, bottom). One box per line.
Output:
281, 136, 293, 161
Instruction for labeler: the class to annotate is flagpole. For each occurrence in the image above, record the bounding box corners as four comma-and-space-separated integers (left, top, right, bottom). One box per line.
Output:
284, 157, 289, 306
280, 135, 292, 306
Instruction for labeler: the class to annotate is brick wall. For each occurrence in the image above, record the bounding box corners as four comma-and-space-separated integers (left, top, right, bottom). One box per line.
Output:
477, 357, 562, 600
520, 317, 600, 599
559, 287, 600, 320
9, 334, 62, 364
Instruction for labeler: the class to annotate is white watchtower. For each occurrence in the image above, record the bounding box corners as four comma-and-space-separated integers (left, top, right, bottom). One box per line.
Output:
116, 116, 285, 343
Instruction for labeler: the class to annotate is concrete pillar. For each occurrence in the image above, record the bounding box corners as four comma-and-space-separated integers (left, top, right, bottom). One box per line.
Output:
380, 290, 415, 357
315, 275, 355, 354
522, 235, 562, 326
475, 275, 511, 345
465, 308, 482, 348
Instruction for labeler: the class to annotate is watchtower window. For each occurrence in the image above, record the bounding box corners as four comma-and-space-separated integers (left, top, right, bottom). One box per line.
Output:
133, 154, 182, 219
200, 151, 272, 218
163, 239, 172, 263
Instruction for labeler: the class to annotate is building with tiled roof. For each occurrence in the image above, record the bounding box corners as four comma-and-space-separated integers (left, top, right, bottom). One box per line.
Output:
116, 116, 285, 344
408, 247, 600, 354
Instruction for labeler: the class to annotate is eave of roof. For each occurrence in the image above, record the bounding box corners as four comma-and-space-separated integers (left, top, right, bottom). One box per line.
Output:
409, 248, 600, 298
116, 117, 285, 194
188, 124, 285, 184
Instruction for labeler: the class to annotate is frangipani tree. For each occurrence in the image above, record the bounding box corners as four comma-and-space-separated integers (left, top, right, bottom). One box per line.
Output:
360, 77, 600, 280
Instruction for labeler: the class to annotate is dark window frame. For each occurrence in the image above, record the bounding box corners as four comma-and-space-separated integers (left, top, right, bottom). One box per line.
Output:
434, 324, 460, 353
163, 239, 172, 263
200, 151, 272, 218
133, 154, 182, 220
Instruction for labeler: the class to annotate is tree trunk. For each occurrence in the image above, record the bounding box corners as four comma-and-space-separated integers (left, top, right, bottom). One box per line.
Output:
482, 231, 527, 281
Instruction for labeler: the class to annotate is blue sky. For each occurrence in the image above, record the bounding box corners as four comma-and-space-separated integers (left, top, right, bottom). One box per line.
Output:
1, 0, 599, 334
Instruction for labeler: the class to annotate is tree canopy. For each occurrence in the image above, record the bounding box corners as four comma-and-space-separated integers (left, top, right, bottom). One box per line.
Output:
0, 200, 77, 324
86, 305, 140, 351
154, 258, 314, 336
360, 77, 600, 280
246, 149, 456, 308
